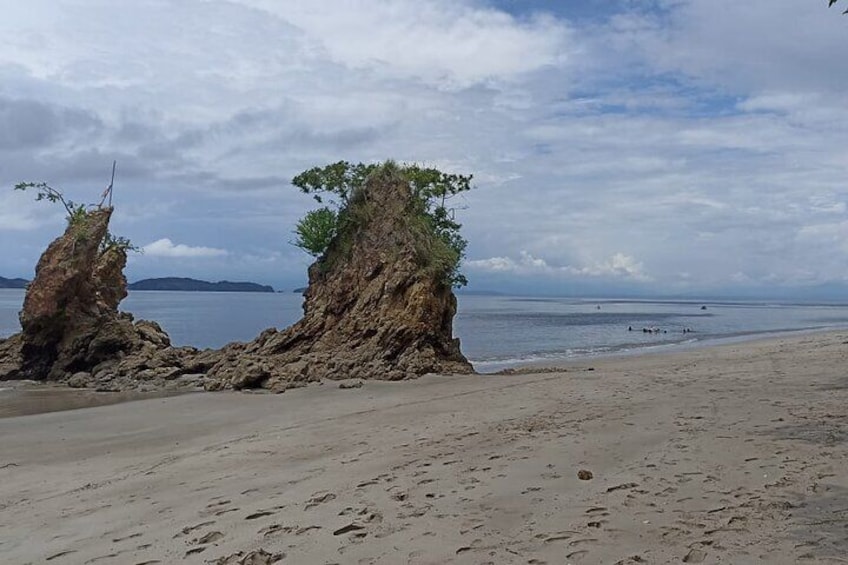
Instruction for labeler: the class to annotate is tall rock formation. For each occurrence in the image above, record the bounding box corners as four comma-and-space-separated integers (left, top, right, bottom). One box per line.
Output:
206, 165, 473, 391
0, 208, 219, 388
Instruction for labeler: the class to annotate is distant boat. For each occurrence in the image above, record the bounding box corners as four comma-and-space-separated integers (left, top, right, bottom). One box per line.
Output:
700, 305, 707, 310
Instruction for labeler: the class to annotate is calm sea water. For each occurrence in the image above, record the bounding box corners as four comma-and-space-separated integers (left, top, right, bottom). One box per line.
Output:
3, 289, 848, 372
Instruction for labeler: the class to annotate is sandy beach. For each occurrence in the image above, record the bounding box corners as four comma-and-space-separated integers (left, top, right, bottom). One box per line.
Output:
1, 331, 847, 564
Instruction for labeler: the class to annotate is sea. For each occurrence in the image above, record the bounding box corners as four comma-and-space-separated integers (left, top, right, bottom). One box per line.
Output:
2, 289, 848, 373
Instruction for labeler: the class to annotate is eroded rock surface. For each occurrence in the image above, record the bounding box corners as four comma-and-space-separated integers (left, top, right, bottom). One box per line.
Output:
0, 207, 220, 390
205, 167, 473, 391
0, 169, 473, 392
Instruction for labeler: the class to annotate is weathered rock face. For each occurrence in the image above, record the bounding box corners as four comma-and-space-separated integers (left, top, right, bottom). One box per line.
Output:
206, 167, 473, 391
17, 208, 114, 377
0, 168, 473, 392
0, 207, 221, 390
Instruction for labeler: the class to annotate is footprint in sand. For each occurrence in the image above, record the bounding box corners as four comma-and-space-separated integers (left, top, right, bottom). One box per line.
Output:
173, 520, 215, 538
192, 531, 224, 545
245, 510, 278, 520
46, 550, 77, 561
683, 548, 708, 563
305, 491, 336, 510
111, 532, 142, 542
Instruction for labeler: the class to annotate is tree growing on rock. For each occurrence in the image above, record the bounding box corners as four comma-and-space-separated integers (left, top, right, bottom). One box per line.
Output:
292, 160, 472, 287
205, 161, 475, 390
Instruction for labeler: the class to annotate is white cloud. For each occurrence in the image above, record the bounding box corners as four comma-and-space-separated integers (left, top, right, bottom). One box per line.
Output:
0, 191, 63, 231
467, 251, 650, 282
0, 1, 846, 293
566, 253, 651, 281
241, 0, 572, 88
0, 212, 39, 231
142, 238, 228, 258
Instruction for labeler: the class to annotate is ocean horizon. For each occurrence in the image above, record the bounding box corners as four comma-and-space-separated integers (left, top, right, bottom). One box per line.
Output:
3, 289, 848, 373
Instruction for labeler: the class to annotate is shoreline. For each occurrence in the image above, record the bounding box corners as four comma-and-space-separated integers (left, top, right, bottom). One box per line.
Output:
478, 324, 848, 373
1, 330, 847, 563
2, 327, 843, 419
0, 381, 190, 419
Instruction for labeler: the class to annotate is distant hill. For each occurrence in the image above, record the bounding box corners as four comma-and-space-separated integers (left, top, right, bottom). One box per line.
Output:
129, 277, 274, 293
0, 276, 28, 289
456, 289, 507, 296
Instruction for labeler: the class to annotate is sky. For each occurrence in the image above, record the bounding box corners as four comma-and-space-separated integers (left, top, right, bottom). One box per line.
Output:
1, 0, 847, 298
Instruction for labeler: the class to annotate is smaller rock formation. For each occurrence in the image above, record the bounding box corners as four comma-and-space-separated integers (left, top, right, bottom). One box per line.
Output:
0, 207, 220, 390
205, 164, 474, 391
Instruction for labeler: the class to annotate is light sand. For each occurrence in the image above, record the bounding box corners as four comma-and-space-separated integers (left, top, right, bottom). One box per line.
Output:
1, 331, 847, 564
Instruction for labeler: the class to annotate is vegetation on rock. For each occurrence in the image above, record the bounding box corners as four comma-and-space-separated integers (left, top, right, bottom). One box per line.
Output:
206, 162, 474, 390
4, 160, 475, 390
292, 161, 472, 287
14, 180, 139, 254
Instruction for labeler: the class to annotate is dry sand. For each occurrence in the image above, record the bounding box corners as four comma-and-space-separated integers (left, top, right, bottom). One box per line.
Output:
1, 331, 847, 564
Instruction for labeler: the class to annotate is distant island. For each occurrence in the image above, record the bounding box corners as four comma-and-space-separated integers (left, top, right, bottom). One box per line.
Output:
0, 276, 28, 289
128, 277, 275, 293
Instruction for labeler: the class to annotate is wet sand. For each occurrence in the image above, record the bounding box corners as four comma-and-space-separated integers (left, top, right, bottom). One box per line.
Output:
0, 381, 187, 419
1, 331, 847, 564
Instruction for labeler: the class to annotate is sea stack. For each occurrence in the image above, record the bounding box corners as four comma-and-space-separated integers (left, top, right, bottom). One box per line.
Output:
0, 207, 220, 388
205, 164, 474, 391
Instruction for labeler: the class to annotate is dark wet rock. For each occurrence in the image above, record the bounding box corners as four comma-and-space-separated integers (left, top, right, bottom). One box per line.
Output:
0, 335, 23, 380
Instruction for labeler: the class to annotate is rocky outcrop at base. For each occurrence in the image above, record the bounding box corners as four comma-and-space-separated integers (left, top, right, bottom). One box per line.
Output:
204, 166, 473, 391
0, 166, 473, 392
0, 207, 222, 390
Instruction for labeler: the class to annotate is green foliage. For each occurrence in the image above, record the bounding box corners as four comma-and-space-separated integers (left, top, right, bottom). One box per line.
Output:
291, 161, 472, 287
14, 180, 139, 254
101, 232, 141, 254
68, 204, 88, 227
292, 161, 377, 206
15, 182, 79, 218
294, 207, 338, 257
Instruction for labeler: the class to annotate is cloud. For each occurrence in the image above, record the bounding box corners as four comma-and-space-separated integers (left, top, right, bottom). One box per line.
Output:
242, 0, 572, 88
0, 97, 102, 150
142, 238, 228, 258
0, 210, 41, 231
0, 1, 846, 294
467, 251, 650, 282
